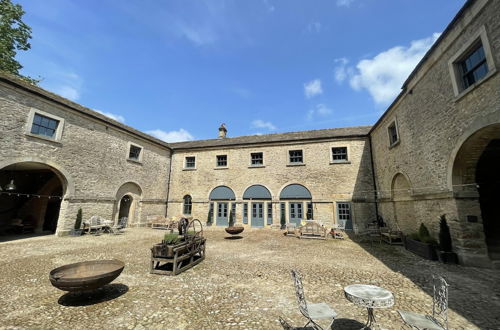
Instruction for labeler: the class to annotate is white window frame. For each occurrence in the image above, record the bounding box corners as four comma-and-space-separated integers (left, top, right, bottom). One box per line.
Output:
249, 152, 264, 167
330, 146, 349, 163
25, 108, 65, 142
387, 120, 400, 148
216, 154, 228, 168
288, 149, 304, 165
126, 142, 144, 163
448, 25, 497, 98
184, 156, 196, 170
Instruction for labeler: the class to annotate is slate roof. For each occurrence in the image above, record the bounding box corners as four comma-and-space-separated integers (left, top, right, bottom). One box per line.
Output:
170, 125, 372, 150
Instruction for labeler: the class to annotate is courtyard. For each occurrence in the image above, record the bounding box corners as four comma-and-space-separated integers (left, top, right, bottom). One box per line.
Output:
0, 228, 499, 329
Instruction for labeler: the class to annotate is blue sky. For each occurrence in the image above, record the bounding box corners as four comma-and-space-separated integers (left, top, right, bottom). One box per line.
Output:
17, 0, 465, 142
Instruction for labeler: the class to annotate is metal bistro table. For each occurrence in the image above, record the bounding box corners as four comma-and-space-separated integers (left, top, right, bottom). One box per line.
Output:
344, 284, 394, 329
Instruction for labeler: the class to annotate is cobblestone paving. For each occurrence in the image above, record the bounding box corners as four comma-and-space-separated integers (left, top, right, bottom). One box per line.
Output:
0, 228, 499, 329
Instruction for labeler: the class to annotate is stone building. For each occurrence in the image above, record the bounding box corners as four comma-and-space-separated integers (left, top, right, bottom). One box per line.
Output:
0, 75, 172, 234
370, 0, 499, 268
0, 0, 498, 267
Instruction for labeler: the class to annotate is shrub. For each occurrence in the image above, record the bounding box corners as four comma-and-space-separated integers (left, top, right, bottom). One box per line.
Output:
439, 214, 453, 252
229, 209, 235, 227
163, 233, 180, 244
408, 233, 420, 241
408, 223, 437, 246
418, 223, 431, 239
280, 212, 286, 229
75, 208, 83, 230
207, 208, 213, 225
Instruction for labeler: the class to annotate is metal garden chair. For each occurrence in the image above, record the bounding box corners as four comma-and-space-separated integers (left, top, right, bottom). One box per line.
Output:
290, 270, 337, 330
109, 217, 127, 235
398, 275, 449, 330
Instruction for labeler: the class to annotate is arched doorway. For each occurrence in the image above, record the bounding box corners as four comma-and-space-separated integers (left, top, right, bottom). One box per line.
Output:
114, 182, 142, 226
391, 173, 415, 234
209, 186, 235, 226
243, 185, 272, 227
0, 162, 66, 235
451, 123, 500, 262
279, 184, 312, 226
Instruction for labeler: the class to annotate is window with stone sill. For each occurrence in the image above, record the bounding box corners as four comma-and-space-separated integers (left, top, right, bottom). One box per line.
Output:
26, 109, 65, 142
216, 155, 227, 167
331, 147, 348, 162
289, 150, 303, 164
388, 122, 399, 147
250, 152, 263, 166
185, 156, 196, 169
128, 145, 142, 161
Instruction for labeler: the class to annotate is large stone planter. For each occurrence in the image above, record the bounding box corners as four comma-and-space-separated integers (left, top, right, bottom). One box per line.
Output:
404, 236, 437, 261
225, 226, 244, 235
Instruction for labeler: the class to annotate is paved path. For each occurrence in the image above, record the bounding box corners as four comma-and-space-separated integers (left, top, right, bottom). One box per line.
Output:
0, 228, 499, 329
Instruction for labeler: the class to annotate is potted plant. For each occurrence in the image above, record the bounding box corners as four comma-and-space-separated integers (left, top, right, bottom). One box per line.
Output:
70, 208, 84, 236
152, 233, 183, 258
207, 207, 213, 226
225, 208, 244, 235
404, 223, 438, 260
437, 214, 458, 264
280, 211, 286, 230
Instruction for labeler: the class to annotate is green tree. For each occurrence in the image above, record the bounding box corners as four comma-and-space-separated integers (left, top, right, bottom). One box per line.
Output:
0, 0, 38, 83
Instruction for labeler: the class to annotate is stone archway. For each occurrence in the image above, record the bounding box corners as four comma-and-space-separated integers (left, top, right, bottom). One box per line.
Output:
0, 162, 67, 235
391, 173, 415, 234
114, 182, 142, 226
451, 122, 500, 265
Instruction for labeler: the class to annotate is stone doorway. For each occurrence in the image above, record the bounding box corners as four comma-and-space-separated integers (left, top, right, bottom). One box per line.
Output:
0, 162, 65, 235
476, 139, 500, 261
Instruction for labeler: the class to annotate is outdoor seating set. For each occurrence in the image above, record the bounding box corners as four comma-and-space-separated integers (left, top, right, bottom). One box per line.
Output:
149, 215, 191, 231
83, 216, 127, 235
285, 220, 344, 240
281, 270, 449, 330
358, 222, 403, 245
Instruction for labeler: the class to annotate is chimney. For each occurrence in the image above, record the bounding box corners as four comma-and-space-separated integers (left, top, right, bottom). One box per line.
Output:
218, 123, 227, 139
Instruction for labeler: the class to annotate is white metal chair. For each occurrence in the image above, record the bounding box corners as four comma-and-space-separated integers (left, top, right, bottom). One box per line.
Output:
109, 217, 127, 234
398, 275, 449, 330
290, 270, 337, 330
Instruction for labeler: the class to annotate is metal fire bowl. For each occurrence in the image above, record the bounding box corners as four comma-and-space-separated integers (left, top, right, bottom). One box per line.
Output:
225, 226, 244, 235
49, 259, 125, 292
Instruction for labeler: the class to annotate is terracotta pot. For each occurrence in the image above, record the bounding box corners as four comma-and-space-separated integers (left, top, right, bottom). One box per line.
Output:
225, 226, 244, 235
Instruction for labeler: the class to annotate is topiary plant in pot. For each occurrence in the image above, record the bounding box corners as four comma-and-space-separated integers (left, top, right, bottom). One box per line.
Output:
225, 208, 244, 236
438, 214, 458, 264
70, 208, 84, 236
280, 211, 286, 230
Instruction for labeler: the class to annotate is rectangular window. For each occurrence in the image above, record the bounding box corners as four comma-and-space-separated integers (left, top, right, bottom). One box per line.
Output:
331, 147, 348, 161
388, 122, 399, 146
460, 43, 488, 89
216, 155, 227, 167
243, 203, 248, 224
306, 202, 313, 220
267, 203, 273, 225
289, 150, 303, 163
251, 152, 263, 166
128, 145, 142, 161
30, 113, 59, 138
185, 156, 196, 168
337, 202, 351, 221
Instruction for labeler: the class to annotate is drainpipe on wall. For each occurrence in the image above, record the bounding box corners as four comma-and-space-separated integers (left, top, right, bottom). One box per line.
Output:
165, 149, 173, 218
368, 135, 380, 222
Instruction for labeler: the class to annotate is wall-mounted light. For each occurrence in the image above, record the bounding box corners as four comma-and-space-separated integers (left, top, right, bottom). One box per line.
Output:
5, 180, 16, 191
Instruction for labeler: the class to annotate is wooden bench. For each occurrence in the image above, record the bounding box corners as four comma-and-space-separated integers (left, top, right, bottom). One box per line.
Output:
84, 216, 112, 234
380, 227, 403, 245
297, 221, 327, 240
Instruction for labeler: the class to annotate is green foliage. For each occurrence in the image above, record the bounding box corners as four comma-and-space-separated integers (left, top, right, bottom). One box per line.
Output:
163, 233, 180, 245
207, 207, 213, 225
74, 208, 82, 230
280, 211, 286, 229
0, 0, 39, 83
439, 214, 453, 252
409, 223, 437, 246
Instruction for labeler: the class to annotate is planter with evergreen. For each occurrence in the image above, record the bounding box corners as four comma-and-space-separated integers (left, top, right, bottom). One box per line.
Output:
404, 223, 438, 260
225, 208, 244, 235
70, 208, 84, 236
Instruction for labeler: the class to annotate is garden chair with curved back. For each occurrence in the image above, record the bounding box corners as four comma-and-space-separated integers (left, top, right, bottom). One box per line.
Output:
398, 275, 449, 330
290, 269, 337, 330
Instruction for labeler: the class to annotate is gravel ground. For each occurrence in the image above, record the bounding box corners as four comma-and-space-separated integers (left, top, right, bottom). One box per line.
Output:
0, 228, 499, 330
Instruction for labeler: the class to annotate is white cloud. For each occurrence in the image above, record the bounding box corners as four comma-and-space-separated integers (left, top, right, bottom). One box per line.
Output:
306, 22, 322, 34
307, 104, 333, 120
251, 119, 276, 131
146, 129, 194, 143
337, 0, 355, 7
55, 86, 80, 101
94, 110, 125, 123
304, 79, 323, 98
333, 57, 352, 83
348, 33, 441, 104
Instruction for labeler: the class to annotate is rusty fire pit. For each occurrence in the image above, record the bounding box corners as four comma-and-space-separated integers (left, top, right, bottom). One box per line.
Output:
49, 259, 125, 292
225, 226, 244, 235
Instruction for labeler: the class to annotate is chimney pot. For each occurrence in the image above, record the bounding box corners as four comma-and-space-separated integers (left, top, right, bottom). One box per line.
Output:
218, 123, 227, 139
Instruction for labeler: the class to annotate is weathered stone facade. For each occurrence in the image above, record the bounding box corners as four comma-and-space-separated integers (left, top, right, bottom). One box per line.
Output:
0, 77, 171, 235
369, 0, 500, 267
167, 134, 376, 229
0, 0, 498, 268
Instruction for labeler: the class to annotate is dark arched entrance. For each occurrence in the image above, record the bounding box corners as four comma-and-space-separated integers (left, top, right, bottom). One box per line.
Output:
118, 195, 133, 222
0, 162, 65, 235
477, 139, 500, 260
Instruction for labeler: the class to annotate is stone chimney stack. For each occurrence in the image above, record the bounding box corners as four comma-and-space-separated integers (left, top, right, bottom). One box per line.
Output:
218, 123, 227, 139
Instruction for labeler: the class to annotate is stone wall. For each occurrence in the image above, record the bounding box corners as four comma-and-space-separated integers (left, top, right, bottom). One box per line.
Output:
167, 138, 376, 230
0, 81, 171, 234
369, 0, 500, 267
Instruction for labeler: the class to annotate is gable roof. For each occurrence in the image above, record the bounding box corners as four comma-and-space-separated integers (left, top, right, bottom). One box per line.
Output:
170, 125, 371, 150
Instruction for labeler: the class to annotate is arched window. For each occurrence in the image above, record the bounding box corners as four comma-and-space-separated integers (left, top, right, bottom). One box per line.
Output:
183, 195, 192, 215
